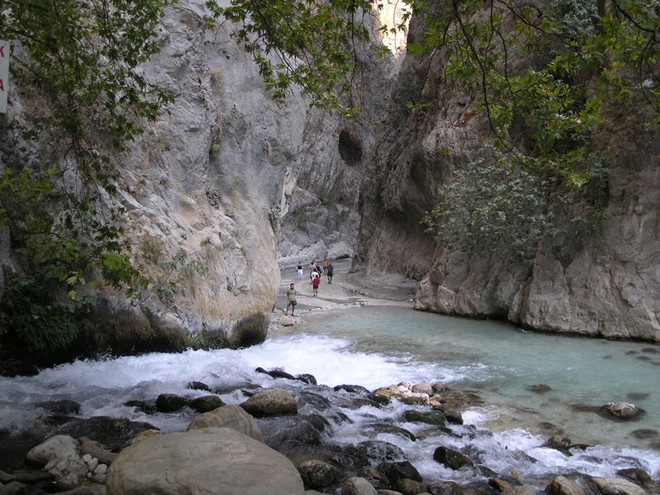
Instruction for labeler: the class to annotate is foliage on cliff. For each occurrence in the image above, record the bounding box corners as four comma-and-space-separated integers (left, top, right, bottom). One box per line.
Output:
417, 0, 658, 260
204, 0, 392, 117
0, 0, 174, 353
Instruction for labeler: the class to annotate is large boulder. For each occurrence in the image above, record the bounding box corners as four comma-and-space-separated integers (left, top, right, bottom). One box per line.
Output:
240, 387, 298, 417
587, 477, 647, 495
106, 427, 305, 495
187, 404, 263, 441
599, 402, 644, 420
26, 435, 88, 489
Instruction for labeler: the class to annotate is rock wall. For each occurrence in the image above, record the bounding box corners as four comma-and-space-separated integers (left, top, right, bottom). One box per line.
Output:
0, 0, 401, 356
356, 13, 660, 342
92, 0, 398, 349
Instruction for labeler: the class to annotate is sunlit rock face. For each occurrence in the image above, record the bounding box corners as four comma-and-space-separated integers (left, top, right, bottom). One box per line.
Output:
355, 7, 660, 342
0, 0, 401, 356
78, 0, 399, 351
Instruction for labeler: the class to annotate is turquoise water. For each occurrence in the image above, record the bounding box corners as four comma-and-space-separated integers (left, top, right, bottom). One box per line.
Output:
0, 302, 658, 483
275, 304, 660, 450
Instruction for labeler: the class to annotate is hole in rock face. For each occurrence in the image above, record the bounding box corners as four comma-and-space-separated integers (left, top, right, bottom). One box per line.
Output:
338, 129, 363, 166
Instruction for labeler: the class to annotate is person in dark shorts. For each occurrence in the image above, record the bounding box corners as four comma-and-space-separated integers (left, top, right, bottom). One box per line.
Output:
285, 283, 297, 316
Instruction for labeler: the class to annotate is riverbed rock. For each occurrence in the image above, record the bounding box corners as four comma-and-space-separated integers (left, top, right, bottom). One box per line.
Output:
155, 393, 190, 412
298, 459, 345, 489
37, 400, 82, 415
280, 315, 296, 326
433, 446, 474, 470
79, 437, 118, 466
587, 477, 647, 495
258, 414, 328, 449
106, 427, 306, 495
599, 402, 644, 420
358, 440, 406, 463
615, 468, 653, 487
545, 476, 587, 495
342, 476, 378, 495
187, 404, 263, 441
26, 435, 88, 489
403, 409, 448, 427
377, 461, 423, 485
240, 387, 298, 417
189, 394, 225, 413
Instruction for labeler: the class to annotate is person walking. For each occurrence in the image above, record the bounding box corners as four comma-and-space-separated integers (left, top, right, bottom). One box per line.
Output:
327, 263, 334, 284
285, 283, 297, 316
312, 274, 320, 297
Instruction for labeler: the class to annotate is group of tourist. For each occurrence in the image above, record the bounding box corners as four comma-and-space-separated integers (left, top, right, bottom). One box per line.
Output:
285, 258, 335, 316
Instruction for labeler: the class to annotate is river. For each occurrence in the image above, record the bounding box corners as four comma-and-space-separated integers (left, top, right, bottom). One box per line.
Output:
0, 263, 658, 485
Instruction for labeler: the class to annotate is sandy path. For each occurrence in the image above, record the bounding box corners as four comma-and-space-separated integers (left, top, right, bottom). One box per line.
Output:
271, 259, 417, 328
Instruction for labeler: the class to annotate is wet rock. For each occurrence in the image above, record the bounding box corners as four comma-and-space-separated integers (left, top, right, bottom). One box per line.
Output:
545, 435, 574, 456
335, 384, 371, 395
629, 428, 658, 439
297, 389, 334, 412
189, 394, 225, 413
367, 423, 416, 441
587, 477, 647, 495
26, 435, 88, 489
412, 383, 434, 395
155, 393, 189, 412
0, 480, 31, 494
52, 416, 158, 451
428, 480, 464, 495
106, 427, 306, 495
372, 383, 430, 406
325, 445, 370, 471
396, 477, 428, 494
341, 476, 378, 495
126, 429, 164, 446
280, 315, 295, 327
377, 461, 423, 484
433, 446, 474, 470
186, 381, 211, 391
615, 468, 653, 487
257, 366, 296, 380
626, 392, 649, 401
79, 437, 118, 466
526, 384, 552, 394
297, 373, 318, 385
0, 428, 50, 473
258, 414, 327, 449
403, 409, 447, 427
357, 440, 406, 464
599, 402, 644, 420
503, 487, 537, 495
124, 400, 156, 414
187, 404, 263, 442
240, 387, 298, 417
298, 459, 344, 489
37, 400, 81, 415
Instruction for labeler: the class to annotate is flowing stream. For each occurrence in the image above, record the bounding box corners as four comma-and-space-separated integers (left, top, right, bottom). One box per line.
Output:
0, 296, 659, 484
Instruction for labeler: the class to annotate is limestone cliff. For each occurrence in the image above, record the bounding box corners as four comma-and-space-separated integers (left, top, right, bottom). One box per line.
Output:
87, 0, 396, 351
355, 12, 660, 342
0, 0, 400, 357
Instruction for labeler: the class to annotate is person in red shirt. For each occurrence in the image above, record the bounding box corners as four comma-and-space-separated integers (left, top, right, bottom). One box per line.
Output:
312, 274, 320, 297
